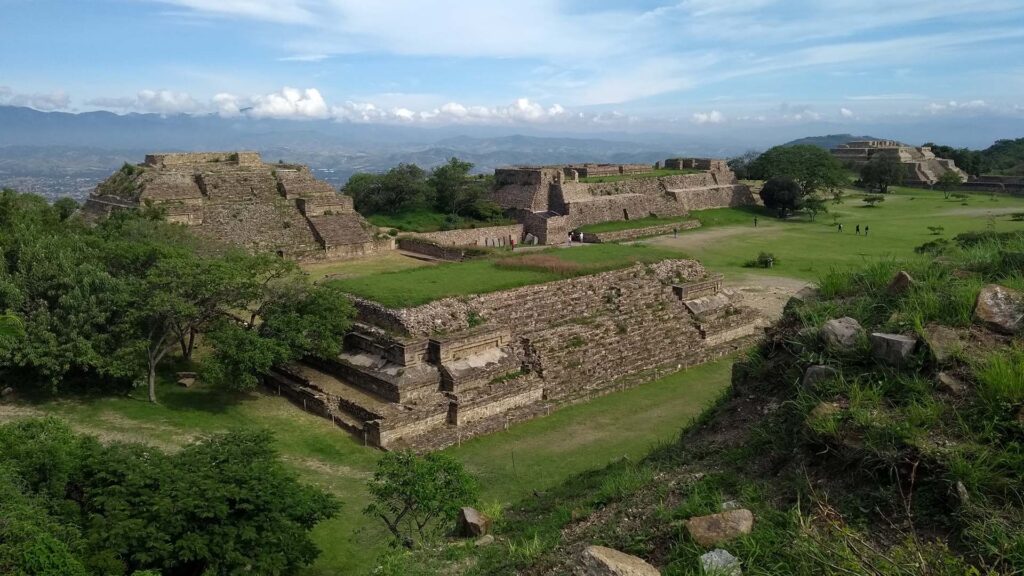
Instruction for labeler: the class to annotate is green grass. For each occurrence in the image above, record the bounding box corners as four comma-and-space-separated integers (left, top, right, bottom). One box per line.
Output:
578, 168, 699, 184
367, 210, 514, 233
330, 243, 685, 308
301, 250, 432, 282
3, 356, 734, 575
578, 215, 693, 234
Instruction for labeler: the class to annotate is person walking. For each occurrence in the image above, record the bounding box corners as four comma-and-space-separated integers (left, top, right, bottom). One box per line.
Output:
855, 224, 860, 235
838, 223, 843, 232
754, 216, 758, 228
864, 225, 870, 236
673, 226, 679, 238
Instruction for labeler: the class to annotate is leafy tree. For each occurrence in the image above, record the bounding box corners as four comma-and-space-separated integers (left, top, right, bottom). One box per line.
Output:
924, 142, 986, 176
365, 450, 478, 548
936, 171, 964, 198
52, 197, 79, 221
862, 194, 885, 207
345, 164, 432, 215
759, 177, 804, 218
726, 150, 760, 180
860, 154, 904, 193
748, 145, 848, 196
803, 195, 828, 221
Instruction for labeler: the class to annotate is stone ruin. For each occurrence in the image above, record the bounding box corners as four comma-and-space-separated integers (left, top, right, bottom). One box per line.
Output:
267, 259, 765, 450
83, 152, 392, 260
490, 158, 755, 245
830, 140, 967, 186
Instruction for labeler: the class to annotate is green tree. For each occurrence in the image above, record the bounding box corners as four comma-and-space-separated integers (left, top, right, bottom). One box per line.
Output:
862, 194, 885, 207
748, 145, 848, 196
759, 177, 804, 218
803, 194, 828, 221
344, 164, 432, 215
936, 170, 964, 198
860, 154, 904, 193
430, 157, 475, 215
727, 150, 760, 180
365, 451, 478, 548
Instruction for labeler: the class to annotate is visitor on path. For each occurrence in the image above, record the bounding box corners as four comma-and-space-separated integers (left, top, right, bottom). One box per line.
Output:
855, 224, 860, 235
673, 226, 679, 238
865, 225, 870, 236
567, 232, 572, 246
754, 217, 758, 228
838, 223, 843, 232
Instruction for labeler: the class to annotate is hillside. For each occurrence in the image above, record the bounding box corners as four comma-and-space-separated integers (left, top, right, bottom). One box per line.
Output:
782, 134, 884, 149
398, 229, 1024, 575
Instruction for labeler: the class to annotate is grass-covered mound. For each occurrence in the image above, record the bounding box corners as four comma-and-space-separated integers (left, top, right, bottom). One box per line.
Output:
330, 243, 686, 308
390, 230, 1024, 575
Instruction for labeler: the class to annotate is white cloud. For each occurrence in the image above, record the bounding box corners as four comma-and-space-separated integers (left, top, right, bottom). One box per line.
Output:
927, 99, 988, 113
331, 97, 570, 125
276, 53, 329, 62
248, 87, 329, 119
0, 86, 71, 111
840, 107, 855, 118
692, 110, 725, 124
85, 89, 200, 114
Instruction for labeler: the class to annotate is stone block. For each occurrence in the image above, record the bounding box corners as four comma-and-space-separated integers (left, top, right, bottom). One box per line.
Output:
820, 317, 864, 351
577, 545, 660, 576
458, 507, 491, 537
685, 509, 754, 547
700, 549, 742, 576
887, 270, 915, 295
936, 372, 966, 396
802, 365, 838, 388
869, 333, 918, 366
974, 284, 1023, 334
922, 324, 963, 364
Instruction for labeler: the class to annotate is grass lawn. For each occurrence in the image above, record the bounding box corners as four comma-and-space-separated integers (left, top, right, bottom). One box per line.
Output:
330, 243, 685, 308
653, 187, 1024, 282
2, 357, 734, 575
578, 168, 699, 184
367, 209, 514, 233
578, 215, 694, 234
301, 250, 432, 282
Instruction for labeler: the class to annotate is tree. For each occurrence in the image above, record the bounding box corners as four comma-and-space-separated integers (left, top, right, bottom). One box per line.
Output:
860, 154, 904, 193
727, 150, 760, 180
803, 194, 828, 221
936, 171, 964, 198
759, 177, 804, 218
862, 194, 885, 207
52, 197, 79, 221
344, 164, 432, 215
365, 451, 478, 548
748, 145, 848, 196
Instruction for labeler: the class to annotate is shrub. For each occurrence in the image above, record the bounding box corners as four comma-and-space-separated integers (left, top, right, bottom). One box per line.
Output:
744, 252, 777, 268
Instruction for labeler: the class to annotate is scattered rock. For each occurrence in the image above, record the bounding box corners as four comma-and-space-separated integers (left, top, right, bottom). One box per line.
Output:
936, 372, 966, 396
974, 284, 1024, 335
176, 371, 198, 388
887, 270, 915, 295
474, 534, 495, 547
458, 507, 491, 537
922, 324, 963, 364
720, 500, 741, 511
820, 317, 864, 351
956, 481, 970, 505
700, 549, 742, 576
0, 386, 14, 398
808, 402, 841, 421
577, 545, 660, 576
802, 365, 838, 388
869, 333, 918, 366
685, 509, 755, 547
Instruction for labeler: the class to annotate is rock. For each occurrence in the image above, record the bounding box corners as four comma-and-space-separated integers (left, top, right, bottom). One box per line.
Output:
887, 270, 915, 295
922, 324, 963, 364
700, 549, 742, 576
720, 500, 741, 511
802, 365, 838, 388
685, 509, 755, 547
956, 481, 970, 505
0, 386, 13, 398
474, 534, 495, 547
808, 402, 841, 421
577, 545, 660, 576
458, 507, 491, 537
869, 333, 918, 366
176, 371, 198, 388
936, 372, 966, 396
974, 284, 1024, 334
820, 317, 864, 351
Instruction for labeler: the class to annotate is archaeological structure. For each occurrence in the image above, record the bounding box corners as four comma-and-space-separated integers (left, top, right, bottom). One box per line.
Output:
830, 140, 967, 186
83, 151, 393, 260
268, 260, 765, 450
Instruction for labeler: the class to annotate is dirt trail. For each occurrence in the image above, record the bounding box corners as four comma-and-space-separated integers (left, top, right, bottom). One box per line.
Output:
725, 274, 813, 322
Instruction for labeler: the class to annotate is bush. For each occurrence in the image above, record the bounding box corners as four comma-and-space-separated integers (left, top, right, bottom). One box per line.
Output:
744, 252, 777, 268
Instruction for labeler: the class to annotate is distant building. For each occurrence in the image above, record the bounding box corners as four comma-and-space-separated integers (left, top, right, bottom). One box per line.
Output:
831, 140, 966, 186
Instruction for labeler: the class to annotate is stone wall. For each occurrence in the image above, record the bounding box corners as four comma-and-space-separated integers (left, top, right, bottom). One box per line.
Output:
581, 219, 700, 243
405, 224, 524, 247
397, 238, 474, 261
145, 151, 262, 167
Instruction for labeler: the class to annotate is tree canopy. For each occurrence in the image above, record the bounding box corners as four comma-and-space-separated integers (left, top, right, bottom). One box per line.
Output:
748, 145, 847, 196
860, 154, 905, 193
759, 177, 805, 218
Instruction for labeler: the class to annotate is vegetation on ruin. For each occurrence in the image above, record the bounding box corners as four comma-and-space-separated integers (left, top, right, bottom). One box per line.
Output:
399, 227, 1024, 576
578, 215, 694, 234
748, 145, 848, 196
330, 243, 684, 308
344, 158, 511, 232
94, 162, 144, 200
926, 137, 1024, 177
576, 168, 699, 184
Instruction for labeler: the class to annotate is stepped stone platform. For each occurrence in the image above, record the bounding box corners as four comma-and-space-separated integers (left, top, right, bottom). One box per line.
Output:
82, 151, 393, 261
831, 140, 967, 186
268, 260, 766, 450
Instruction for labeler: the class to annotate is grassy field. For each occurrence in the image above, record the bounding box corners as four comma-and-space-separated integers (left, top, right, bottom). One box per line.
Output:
367, 209, 514, 233
1, 357, 734, 575
578, 214, 693, 234
578, 168, 699, 184
329, 243, 685, 308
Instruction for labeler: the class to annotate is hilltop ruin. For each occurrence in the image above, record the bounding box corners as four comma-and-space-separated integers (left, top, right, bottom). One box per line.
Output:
831, 140, 967, 185
83, 151, 393, 260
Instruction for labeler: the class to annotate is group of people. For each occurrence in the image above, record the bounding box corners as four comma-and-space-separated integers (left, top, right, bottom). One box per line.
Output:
837, 223, 870, 235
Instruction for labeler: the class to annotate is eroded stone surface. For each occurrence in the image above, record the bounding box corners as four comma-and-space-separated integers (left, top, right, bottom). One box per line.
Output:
458, 507, 491, 537
936, 372, 966, 396
975, 284, 1024, 335
577, 545, 660, 576
700, 549, 742, 576
821, 317, 864, 351
887, 270, 915, 295
685, 509, 755, 547
802, 365, 839, 388
869, 333, 918, 366
922, 324, 963, 364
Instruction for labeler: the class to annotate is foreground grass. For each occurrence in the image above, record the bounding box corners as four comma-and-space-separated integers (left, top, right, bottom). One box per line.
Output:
578, 168, 699, 184
2, 357, 734, 575
579, 215, 694, 234
367, 210, 514, 233
330, 243, 686, 308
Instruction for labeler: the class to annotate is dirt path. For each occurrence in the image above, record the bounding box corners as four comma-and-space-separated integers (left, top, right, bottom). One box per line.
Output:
725, 274, 813, 322
942, 206, 1023, 217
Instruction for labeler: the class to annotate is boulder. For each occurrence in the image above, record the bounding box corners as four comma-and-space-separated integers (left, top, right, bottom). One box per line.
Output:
458, 507, 491, 537
808, 402, 841, 422
577, 545, 660, 576
685, 509, 754, 547
820, 317, 864, 351
974, 284, 1023, 334
887, 270, 915, 295
0, 386, 13, 398
700, 549, 742, 576
802, 365, 838, 388
176, 371, 198, 388
474, 534, 495, 547
922, 324, 963, 364
869, 333, 918, 366
720, 500, 741, 511
936, 372, 966, 396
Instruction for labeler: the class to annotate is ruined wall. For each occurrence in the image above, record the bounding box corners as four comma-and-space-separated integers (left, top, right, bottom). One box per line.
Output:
581, 220, 701, 243
145, 151, 261, 167
404, 224, 524, 247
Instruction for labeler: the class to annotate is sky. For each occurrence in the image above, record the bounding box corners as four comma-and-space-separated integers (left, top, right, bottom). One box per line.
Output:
1, 0, 1024, 140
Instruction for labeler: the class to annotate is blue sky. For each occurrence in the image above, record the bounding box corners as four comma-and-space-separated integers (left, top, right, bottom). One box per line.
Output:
2, 0, 1023, 135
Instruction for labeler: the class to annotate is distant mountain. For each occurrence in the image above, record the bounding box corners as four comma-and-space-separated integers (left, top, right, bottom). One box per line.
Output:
782, 134, 885, 149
